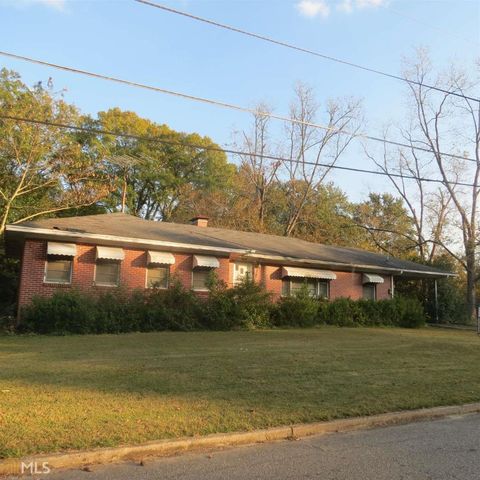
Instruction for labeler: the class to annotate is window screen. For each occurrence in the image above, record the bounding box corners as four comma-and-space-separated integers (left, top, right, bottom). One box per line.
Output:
318, 280, 329, 299
192, 268, 212, 290
45, 258, 72, 284
233, 263, 253, 285
95, 259, 120, 286
363, 283, 376, 300
147, 265, 169, 289
282, 278, 330, 298
290, 278, 317, 296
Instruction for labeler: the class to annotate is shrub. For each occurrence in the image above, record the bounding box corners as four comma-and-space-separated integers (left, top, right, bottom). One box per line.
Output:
202, 276, 272, 330
0, 305, 16, 335
18, 282, 426, 334
272, 284, 319, 327
390, 296, 426, 328
318, 297, 366, 327
93, 287, 143, 333
316, 296, 425, 328
22, 290, 96, 334
142, 280, 201, 331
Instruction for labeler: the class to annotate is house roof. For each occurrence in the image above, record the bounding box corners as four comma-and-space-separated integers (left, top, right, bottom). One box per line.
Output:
5, 213, 453, 278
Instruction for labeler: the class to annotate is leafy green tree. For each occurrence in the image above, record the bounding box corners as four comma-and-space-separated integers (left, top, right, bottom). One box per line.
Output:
88, 108, 235, 221
0, 69, 111, 235
352, 193, 418, 258
269, 182, 357, 245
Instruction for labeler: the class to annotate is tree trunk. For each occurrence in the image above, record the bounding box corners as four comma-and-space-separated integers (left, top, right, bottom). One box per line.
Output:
465, 246, 477, 322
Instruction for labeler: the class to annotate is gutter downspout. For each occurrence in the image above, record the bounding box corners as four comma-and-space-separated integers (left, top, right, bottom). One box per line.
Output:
434, 279, 439, 324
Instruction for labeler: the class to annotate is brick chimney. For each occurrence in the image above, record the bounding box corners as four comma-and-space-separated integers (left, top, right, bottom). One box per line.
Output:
189, 215, 209, 228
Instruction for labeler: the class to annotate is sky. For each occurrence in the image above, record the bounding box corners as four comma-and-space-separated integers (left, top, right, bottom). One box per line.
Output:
0, 0, 479, 202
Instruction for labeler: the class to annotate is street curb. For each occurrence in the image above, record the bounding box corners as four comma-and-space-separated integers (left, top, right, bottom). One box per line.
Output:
2, 402, 480, 476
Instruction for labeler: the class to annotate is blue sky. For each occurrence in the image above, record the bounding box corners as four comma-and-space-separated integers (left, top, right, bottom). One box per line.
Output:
0, 0, 479, 201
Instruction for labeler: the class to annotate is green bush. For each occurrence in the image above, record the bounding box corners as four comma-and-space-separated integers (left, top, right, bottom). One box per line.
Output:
202, 275, 272, 330
272, 284, 319, 327
142, 280, 201, 331
390, 296, 426, 328
0, 305, 16, 335
19, 282, 426, 335
318, 297, 364, 327
22, 289, 97, 334
93, 287, 143, 333
316, 296, 425, 328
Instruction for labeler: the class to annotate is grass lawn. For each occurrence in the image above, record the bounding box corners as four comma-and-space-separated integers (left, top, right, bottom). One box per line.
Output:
1, 327, 480, 458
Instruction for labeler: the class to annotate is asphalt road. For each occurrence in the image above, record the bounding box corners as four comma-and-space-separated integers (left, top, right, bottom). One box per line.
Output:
14, 413, 480, 480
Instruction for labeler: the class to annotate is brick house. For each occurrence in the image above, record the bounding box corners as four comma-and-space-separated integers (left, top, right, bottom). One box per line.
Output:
5, 213, 452, 315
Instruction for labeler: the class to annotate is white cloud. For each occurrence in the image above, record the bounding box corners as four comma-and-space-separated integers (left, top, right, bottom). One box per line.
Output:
298, 0, 386, 18
337, 0, 353, 13
296, 0, 330, 18
356, 0, 386, 9
10, 0, 66, 11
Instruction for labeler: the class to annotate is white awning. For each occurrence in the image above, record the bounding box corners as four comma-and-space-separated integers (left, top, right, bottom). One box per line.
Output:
96, 246, 124, 261
193, 255, 220, 268
47, 242, 77, 257
363, 273, 384, 284
281, 266, 337, 280
147, 251, 175, 265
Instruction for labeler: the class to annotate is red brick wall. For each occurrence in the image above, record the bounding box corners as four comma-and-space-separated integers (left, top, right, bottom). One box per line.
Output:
262, 265, 392, 301
17, 239, 392, 311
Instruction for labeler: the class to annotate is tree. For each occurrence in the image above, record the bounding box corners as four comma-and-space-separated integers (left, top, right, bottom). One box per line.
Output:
0, 69, 111, 235
280, 83, 362, 236
351, 193, 419, 258
371, 51, 479, 320
232, 104, 281, 231
90, 108, 235, 221
270, 182, 357, 245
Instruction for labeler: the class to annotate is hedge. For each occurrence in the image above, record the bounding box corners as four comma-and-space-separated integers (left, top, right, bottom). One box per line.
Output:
20, 280, 426, 334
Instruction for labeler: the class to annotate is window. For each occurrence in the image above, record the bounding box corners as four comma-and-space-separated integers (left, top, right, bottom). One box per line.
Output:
95, 259, 120, 286
233, 263, 254, 285
318, 280, 329, 299
45, 257, 72, 284
363, 283, 376, 300
282, 278, 330, 299
147, 265, 169, 289
192, 268, 212, 291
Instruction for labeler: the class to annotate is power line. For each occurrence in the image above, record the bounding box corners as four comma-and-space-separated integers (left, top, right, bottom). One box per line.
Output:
0, 113, 476, 189
0, 49, 475, 164
135, 0, 480, 104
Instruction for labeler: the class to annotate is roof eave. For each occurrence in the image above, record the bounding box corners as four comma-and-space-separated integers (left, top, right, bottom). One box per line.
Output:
6, 224, 456, 278
242, 253, 455, 278
5, 225, 248, 256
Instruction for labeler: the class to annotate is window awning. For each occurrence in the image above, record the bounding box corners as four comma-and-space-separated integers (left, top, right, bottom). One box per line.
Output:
96, 246, 124, 261
363, 273, 384, 284
281, 266, 337, 280
47, 242, 77, 257
147, 251, 175, 265
193, 255, 220, 268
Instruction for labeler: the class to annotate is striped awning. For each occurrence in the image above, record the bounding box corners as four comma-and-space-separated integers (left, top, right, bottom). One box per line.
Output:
47, 242, 77, 257
281, 266, 337, 280
147, 251, 175, 265
96, 246, 124, 261
363, 273, 384, 284
193, 255, 220, 268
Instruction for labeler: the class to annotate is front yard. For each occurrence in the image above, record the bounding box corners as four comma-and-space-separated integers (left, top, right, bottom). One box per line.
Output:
1, 327, 480, 458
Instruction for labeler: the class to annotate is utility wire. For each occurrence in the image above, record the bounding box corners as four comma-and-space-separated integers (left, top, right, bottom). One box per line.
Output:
0, 49, 475, 164
135, 0, 480, 104
0, 113, 476, 189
